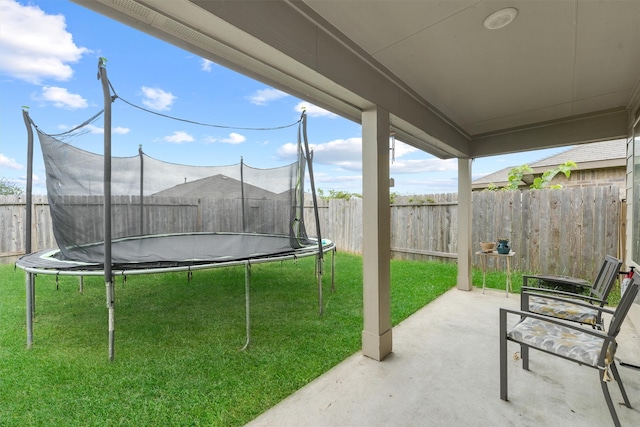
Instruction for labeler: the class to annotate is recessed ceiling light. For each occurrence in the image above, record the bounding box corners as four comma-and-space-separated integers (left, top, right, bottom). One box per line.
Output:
483, 7, 518, 30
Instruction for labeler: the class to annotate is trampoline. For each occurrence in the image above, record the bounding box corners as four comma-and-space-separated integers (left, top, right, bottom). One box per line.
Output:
16, 60, 335, 359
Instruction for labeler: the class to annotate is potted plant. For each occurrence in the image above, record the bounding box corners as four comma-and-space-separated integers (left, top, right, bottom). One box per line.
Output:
496, 238, 510, 254
479, 241, 496, 253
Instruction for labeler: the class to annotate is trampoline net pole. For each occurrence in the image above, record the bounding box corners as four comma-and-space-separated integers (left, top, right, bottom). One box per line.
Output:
22, 109, 34, 255
301, 112, 325, 315
99, 58, 115, 361
23, 109, 35, 348
301, 113, 322, 263
240, 157, 246, 232
139, 145, 144, 235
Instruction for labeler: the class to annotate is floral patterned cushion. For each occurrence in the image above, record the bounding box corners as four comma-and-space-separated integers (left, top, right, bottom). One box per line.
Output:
528, 296, 599, 326
507, 317, 615, 368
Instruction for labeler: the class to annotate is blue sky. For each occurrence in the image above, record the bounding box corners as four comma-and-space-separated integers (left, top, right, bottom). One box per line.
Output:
0, 0, 566, 196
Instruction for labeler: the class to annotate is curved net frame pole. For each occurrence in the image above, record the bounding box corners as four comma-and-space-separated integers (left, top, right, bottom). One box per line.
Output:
301, 112, 324, 315
22, 108, 35, 348
98, 58, 115, 361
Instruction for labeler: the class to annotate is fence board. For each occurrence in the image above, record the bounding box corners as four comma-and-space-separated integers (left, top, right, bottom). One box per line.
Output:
547, 189, 561, 273
558, 189, 572, 276
569, 186, 583, 275
529, 190, 542, 273
520, 191, 531, 270
581, 187, 596, 279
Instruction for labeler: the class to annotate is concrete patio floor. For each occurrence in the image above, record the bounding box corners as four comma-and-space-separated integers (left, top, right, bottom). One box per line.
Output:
247, 287, 640, 426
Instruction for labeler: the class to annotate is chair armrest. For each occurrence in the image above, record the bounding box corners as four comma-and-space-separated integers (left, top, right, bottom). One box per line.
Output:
500, 307, 612, 341
520, 286, 608, 305
523, 274, 592, 289
521, 290, 614, 315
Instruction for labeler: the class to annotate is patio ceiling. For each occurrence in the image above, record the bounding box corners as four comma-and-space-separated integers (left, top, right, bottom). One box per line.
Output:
74, 0, 640, 160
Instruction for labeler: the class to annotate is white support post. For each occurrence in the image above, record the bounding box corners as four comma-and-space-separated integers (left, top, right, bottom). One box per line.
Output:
457, 158, 473, 291
361, 106, 392, 361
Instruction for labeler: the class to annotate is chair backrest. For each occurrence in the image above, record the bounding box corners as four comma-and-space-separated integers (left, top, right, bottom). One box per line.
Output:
589, 255, 622, 301
607, 277, 639, 338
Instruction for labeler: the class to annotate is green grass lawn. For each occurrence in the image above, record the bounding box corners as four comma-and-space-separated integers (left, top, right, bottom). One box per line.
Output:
0, 253, 463, 427
3, 252, 613, 426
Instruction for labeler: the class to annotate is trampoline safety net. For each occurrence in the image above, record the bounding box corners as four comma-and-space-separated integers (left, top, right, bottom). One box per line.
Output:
37, 129, 311, 267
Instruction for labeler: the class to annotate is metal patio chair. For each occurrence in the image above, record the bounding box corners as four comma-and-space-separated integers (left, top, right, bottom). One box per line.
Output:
500, 277, 638, 427
521, 255, 622, 329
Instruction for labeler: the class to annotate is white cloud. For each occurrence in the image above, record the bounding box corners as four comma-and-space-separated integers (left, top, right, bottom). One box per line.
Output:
220, 132, 246, 144
247, 88, 289, 106
278, 137, 361, 167
83, 124, 102, 134
82, 124, 130, 134
204, 133, 249, 145
279, 136, 455, 177
163, 131, 194, 144
141, 86, 176, 111
277, 143, 301, 159
294, 102, 338, 118
38, 86, 88, 109
392, 141, 419, 158
315, 172, 362, 185
113, 126, 130, 135
201, 58, 213, 72
394, 176, 459, 195
0, 0, 89, 84
0, 153, 23, 170
18, 173, 41, 184
390, 158, 457, 174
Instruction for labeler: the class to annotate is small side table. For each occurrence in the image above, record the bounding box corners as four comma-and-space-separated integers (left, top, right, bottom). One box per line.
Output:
475, 250, 515, 297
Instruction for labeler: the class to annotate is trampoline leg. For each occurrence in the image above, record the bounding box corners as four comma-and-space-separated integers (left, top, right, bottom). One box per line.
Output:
26, 272, 34, 348
317, 255, 324, 316
79, 276, 84, 293
106, 279, 115, 361
331, 248, 336, 293
240, 261, 251, 351
318, 271, 324, 316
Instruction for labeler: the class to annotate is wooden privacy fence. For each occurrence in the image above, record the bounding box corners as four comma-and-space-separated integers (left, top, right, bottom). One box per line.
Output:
1, 186, 623, 279
303, 187, 622, 279
1, 195, 53, 260
473, 187, 622, 280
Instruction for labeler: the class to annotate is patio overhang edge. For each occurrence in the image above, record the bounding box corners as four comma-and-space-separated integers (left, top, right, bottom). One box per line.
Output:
469, 108, 628, 158
73, 0, 470, 159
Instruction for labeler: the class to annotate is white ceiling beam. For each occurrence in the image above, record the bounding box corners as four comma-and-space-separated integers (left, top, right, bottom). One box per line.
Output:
469, 108, 628, 158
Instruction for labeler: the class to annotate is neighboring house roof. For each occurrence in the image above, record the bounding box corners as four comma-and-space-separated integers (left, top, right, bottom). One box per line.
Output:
473, 139, 626, 188
472, 167, 514, 187
153, 174, 290, 200
531, 139, 627, 168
